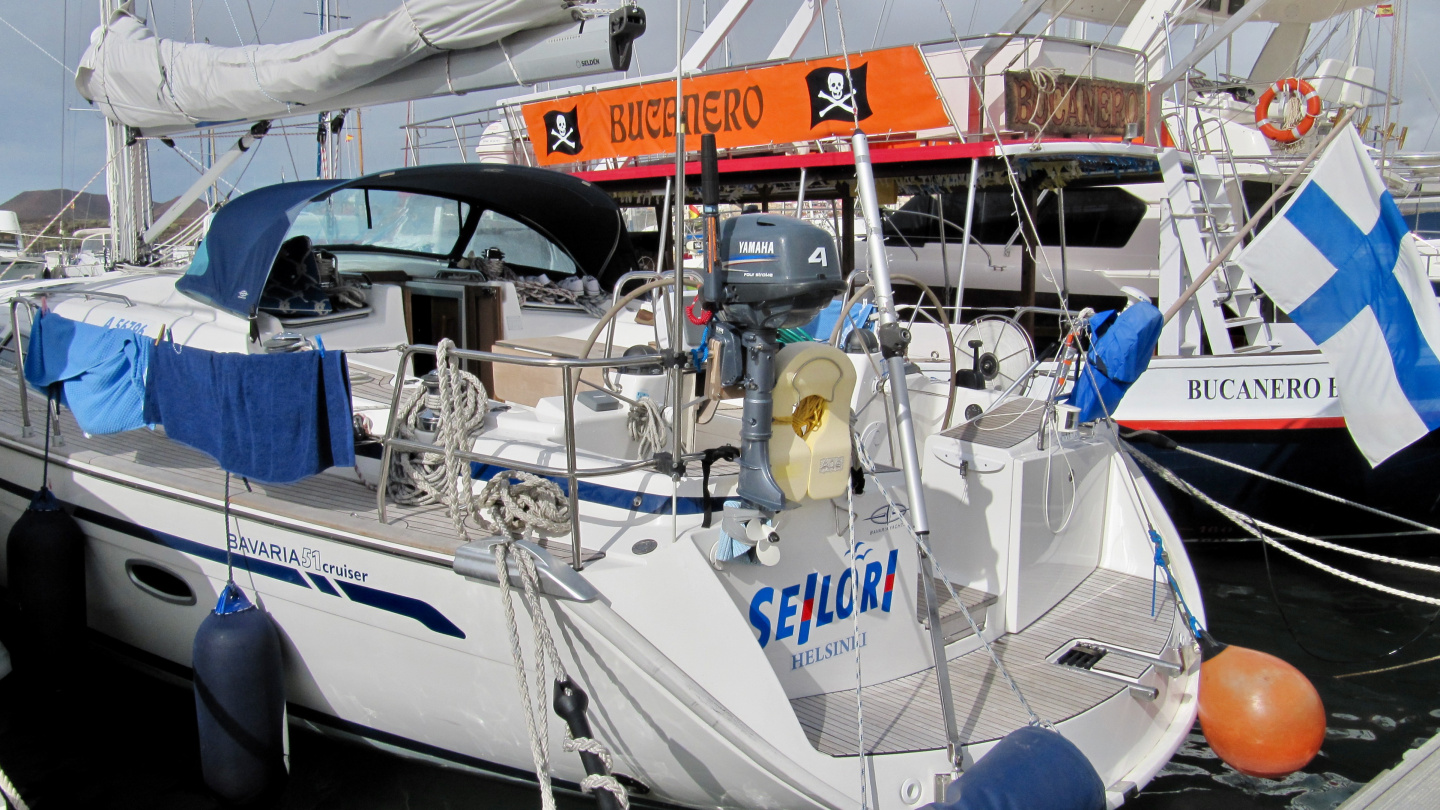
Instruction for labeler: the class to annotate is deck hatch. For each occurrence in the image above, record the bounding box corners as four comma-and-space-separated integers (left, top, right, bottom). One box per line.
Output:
1055, 644, 1107, 670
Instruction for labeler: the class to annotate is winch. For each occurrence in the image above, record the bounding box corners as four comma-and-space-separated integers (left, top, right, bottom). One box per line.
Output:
698, 200, 845, 511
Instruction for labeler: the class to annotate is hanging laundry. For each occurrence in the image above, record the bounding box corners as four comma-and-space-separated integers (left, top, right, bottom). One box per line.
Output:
23, 311, 152, 435
142, 342, 355, 483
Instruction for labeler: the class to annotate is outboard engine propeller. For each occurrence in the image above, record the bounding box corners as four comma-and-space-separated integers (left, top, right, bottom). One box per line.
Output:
696, 139, 845, 511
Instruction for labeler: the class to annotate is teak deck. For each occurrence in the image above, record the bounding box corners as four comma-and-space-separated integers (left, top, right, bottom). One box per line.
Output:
792, 569, 1178, 756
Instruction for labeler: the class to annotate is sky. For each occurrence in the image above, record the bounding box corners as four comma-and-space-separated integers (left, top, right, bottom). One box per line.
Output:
0, 0, 1435, 215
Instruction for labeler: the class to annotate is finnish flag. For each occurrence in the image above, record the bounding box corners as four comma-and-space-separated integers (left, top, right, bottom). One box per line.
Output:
1236, 124, 1440, 466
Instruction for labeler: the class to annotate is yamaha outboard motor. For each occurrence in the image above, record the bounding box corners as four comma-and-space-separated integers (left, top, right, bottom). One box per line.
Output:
699, 204, 845, 511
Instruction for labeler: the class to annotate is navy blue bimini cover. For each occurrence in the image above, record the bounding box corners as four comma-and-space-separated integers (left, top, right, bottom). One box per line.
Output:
176, 179, 349, 319
1067, 302, 1163, 423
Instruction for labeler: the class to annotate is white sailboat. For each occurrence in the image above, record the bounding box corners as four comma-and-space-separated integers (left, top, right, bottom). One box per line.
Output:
0, 1, 1229, 808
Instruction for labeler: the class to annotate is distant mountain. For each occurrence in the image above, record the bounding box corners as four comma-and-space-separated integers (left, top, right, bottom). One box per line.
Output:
0, 189, 110, 227
0, 189, 207, 232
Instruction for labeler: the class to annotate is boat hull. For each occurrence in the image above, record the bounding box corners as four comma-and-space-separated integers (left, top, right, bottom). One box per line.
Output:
1113, 352, 1440, 542
0, 421, 1200, 809
1126, 425, 1440, 542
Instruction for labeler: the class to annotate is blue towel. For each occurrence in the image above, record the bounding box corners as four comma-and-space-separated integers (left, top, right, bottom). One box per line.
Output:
23, 311, 151, 435
801, 298, 874, 345
142, 343, 355, 483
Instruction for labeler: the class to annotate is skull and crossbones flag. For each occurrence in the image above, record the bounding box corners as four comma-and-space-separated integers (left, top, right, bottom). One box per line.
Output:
806, 64, 872, 127
544, 107, 582, 155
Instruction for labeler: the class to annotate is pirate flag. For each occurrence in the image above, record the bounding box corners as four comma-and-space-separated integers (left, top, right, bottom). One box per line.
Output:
545, 107, 582, 156
806, 63, 872, 128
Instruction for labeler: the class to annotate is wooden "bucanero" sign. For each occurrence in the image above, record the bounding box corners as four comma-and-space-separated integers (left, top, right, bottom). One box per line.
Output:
1003, 71, 1143, 137
521, 46, 950, 167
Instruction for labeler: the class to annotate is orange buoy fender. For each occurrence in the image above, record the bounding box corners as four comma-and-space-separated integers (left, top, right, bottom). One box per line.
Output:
1255, 78, 1321, 144
1197, 634, 1325, 779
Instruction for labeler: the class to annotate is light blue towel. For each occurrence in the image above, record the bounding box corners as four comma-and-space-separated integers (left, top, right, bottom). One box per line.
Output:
24, 311, 151, 435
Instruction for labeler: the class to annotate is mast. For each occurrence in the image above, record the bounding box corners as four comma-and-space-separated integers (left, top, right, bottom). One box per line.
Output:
317, 0, 328, 178
101, 0, 152, 264
669, 0, 686, 486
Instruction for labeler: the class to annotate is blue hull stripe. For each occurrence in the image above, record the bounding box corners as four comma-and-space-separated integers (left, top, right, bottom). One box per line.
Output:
306, 572, 341, 596
0, 475, 464, 639
470, 463, 719, 516
335, 580, 465, 638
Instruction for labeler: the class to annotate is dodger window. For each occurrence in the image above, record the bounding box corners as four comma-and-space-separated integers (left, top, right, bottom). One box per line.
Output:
463, 210, 578, 275
290, 189, 469, 256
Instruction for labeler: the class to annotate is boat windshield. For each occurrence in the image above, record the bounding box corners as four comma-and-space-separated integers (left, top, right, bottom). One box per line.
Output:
461, 210, 577, 275
290, 189, 469, 256
286, 188, 580, 274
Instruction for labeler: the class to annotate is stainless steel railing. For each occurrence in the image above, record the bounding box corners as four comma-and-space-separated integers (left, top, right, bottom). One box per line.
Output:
375, 343, 669, 570
8, 288, 136, 435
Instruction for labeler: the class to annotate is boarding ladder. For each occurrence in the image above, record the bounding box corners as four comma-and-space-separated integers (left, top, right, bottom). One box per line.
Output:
1158, 117, 1278, 356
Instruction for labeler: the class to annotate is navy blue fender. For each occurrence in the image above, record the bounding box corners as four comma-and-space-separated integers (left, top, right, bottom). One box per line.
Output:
6, 487, 86, 682
929, 725, 1105, 810
193, 583, 286, 805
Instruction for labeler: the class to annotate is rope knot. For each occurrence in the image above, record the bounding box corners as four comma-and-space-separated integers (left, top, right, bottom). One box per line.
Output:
775, 395, 826, 439
479, 470, 571, 538
578, 774, 630, 809
1148, 528, 1167, 567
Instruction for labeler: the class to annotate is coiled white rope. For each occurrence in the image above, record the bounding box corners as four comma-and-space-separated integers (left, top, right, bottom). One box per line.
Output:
470, 254, 608, 317
477, 470, 573, 538
1122, 444, 1440, 607
484, 474, 627, 810
0, 765, 28, 810
393, 341, 626, 808
626, 398, 668, 460
387, 339, 489, 521
1023, 66, 1066, 135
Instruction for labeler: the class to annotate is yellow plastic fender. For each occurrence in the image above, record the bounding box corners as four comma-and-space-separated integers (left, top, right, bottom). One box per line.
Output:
770, 342, 856, 502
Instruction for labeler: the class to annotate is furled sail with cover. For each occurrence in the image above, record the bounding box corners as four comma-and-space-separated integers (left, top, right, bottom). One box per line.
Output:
76, 0, 637, 134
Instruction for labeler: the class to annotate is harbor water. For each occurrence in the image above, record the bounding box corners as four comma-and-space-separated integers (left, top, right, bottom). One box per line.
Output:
0, 538, 1436, 809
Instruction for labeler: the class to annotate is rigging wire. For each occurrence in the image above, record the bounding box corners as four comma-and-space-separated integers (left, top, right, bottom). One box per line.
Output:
221, 136, 266, 203
928, 0, 1138, 340
870, 0, 895, 50
0, 156, 118, 277
1020, 0, 1139, 146
845, 469, 869, 810
1294, 1, 1358, 77
830, 0, 860, 132
0, 12, 76, 76
61, 0, 69, 241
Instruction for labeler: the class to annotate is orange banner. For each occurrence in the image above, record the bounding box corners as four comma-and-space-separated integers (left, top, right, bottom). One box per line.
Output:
522, 46, 950, 167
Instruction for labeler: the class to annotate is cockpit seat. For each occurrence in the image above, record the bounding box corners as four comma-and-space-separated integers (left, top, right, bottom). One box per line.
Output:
260, 235, 366, 319
260, 235, 332, 317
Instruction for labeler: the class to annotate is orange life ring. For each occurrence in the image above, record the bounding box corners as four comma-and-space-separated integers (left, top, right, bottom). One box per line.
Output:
1255, 78, 1321, 144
